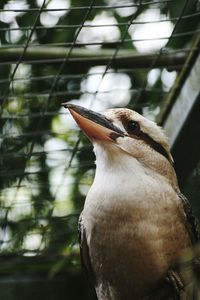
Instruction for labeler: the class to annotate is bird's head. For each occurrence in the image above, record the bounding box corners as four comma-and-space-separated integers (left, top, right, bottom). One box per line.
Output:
63, 103, 178, 190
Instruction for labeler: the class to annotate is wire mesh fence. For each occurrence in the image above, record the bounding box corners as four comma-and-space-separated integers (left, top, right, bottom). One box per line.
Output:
0, 0, 200, 291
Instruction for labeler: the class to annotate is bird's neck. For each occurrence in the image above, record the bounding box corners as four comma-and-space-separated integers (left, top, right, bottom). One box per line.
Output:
93, 142, 179, 192
94, 142, 139, 173
93, 142, 154, 188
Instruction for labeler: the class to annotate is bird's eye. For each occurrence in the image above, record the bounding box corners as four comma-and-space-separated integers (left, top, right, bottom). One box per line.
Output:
126, 120, 140, 135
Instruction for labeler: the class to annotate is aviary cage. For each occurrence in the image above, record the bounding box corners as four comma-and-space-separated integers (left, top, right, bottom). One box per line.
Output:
0, 0, 200, 299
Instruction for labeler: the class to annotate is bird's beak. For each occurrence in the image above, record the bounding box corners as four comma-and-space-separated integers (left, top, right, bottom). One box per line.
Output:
62, 103, 124, 142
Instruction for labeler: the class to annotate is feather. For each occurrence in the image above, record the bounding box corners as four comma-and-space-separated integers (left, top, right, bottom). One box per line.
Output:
178, 193, 199, 244
78, 214, 96, 286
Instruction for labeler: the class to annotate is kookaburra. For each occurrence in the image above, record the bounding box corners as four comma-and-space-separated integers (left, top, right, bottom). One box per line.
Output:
63, 103, 199, 300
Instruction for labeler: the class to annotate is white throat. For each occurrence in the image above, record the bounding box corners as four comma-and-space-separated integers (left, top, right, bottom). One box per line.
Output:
90, 141, 176, 201
94, 141, 140, 172
92, 141, 153, 189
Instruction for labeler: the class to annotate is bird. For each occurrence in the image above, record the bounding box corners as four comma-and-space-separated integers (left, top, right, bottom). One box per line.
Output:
62, 103, 199, 300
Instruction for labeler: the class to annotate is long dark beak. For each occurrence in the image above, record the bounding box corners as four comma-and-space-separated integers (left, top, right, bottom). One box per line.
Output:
62, 103, 124, 142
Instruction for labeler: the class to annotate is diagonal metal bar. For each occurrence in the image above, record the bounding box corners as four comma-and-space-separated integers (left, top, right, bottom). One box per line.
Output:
131, 0, 192, 108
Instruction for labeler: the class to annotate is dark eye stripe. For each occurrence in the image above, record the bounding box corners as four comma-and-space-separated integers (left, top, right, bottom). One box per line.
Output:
139, 131, 171, 163
121, 117, 171, 163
